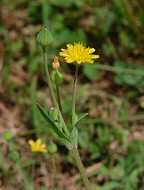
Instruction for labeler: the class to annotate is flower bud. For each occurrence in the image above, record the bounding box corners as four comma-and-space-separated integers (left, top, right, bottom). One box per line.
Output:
36, 25, 53, 47
49, 107, 59, 122
52, 57, 60, 70
51, 70, 64, 85
48, 142, 58, 154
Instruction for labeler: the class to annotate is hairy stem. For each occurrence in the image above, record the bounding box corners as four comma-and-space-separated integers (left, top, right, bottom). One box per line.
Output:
56, 84, 64, 117
72, 147, 91, 190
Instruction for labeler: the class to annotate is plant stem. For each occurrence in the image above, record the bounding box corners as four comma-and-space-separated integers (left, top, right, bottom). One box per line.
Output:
71, 66, 91, 189
56, 84, 64, 117
42, 48, 69, 137
43, 48, 58, 109
72, 65, 79, 126
72, 147, 91, 190
52, 154, 59, 188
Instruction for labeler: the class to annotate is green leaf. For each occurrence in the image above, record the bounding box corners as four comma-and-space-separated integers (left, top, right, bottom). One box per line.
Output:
75, 113, 88, 127
37, 103, 70, 142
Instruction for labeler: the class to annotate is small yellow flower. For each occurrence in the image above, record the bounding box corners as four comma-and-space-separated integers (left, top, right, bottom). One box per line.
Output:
59, 43, 99, 64
28, 138, 47, 153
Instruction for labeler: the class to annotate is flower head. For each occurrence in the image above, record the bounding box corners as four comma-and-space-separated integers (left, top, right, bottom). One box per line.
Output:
59, 43, 99, 64
28, 138, 47, 153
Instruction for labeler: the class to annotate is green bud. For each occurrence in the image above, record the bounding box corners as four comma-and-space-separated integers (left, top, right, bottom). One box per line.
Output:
51, 70, 64, 85
48, 142, 58, 154
49, 107, 59, 122
36, 25, 53, 47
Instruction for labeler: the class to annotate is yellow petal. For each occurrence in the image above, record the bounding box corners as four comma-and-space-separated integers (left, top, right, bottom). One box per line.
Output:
88, 48, 95, 54
92, 55, 99, 59
40, 144, 46, 149
36, 138, 42, 146
67, 44, 74, 50
28, 139, 35, 146
59, 52, 69, 57
41, 148, 48, 153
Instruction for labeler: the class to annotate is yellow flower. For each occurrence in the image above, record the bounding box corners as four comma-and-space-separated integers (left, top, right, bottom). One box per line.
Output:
28, 138, 47, 153
59, 43, 99, 64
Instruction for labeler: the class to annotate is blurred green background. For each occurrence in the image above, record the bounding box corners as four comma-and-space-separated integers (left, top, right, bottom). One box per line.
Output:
0, 0, 144, 190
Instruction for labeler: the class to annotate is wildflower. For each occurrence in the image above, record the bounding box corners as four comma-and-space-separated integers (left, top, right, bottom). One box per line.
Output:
52, 56, 60, 70
59, 43, 99, 64
28, 138, 47, 153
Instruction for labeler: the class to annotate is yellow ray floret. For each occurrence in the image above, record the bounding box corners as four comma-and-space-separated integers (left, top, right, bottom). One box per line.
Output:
59, 43, 99, 64
28, 138, 47, 153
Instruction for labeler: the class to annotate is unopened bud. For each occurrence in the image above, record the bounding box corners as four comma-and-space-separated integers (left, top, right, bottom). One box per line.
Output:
52, 57, 60, 70
51, 70, 64, 85
49, 107, 59, 122
48, 142, 58, 154
36, 25, 53, 47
